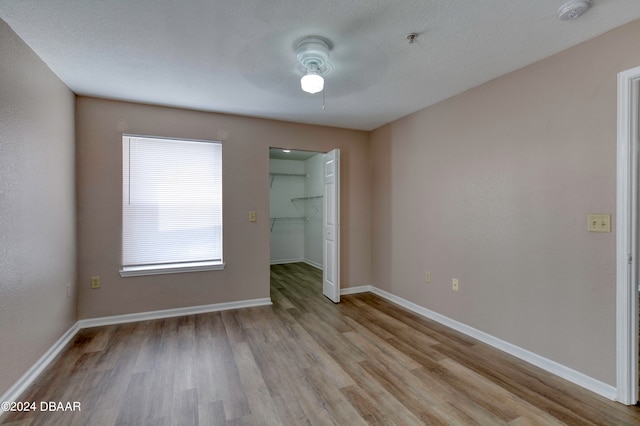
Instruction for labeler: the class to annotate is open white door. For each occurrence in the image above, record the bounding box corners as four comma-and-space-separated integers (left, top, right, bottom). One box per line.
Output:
323, 149, 340, 303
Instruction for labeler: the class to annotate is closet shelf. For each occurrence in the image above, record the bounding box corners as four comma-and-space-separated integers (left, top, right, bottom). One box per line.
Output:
291, 195, 323, 202
269, 172, 308, 188
270, 216, 307, 232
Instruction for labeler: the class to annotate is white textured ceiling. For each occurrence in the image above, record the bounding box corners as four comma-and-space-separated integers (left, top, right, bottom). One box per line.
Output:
2, 1, 640, 131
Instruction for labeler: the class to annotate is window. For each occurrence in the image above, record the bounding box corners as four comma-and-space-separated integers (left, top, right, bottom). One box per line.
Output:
120, 135, 223, 277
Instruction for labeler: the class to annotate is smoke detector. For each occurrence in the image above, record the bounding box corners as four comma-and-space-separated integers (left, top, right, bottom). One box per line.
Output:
557, 0, 591, 21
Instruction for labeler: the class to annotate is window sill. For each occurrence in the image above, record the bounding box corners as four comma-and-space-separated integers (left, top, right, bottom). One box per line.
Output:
120, 261, 225, 277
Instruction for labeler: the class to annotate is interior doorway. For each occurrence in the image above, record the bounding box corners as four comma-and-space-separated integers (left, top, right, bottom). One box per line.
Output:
616, 65, 640, 405
268, 148, 341, 303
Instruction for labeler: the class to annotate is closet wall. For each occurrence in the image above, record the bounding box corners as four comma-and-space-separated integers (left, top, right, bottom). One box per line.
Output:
270, 154, 324, 267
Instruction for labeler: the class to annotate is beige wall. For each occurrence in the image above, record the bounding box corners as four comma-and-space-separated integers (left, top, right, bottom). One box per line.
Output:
371, 19, 640, 385
76, 97, 371, 319
0, 20, 76, 396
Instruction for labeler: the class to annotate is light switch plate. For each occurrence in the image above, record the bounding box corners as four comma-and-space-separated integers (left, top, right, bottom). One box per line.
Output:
249, 211, 257, 222
587, 214, 611, 233
91, 276, 100, 289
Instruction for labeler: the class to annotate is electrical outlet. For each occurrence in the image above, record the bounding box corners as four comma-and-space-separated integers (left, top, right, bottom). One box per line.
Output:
249, 211, 257, 222
66, 283, 71, 298
425, 271, 431, 283
91, 276, 100, 289
452, 278, 459, 292
587, 214, 610, 232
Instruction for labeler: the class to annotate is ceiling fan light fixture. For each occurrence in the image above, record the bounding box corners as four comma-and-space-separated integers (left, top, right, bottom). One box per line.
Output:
301, 66, 324, 94
296, 36, 332, 94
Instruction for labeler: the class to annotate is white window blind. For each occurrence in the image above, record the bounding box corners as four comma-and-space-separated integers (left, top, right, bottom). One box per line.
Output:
122, 136, 222, 273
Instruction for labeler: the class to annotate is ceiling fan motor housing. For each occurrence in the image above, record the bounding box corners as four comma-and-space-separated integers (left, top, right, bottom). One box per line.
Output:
296, 37, 332, 74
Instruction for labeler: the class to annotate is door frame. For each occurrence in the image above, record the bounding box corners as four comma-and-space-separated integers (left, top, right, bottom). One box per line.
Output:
616, 65, 640, 405
267, 147, 340, 296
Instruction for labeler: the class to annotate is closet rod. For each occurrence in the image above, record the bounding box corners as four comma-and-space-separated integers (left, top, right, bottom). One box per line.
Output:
270, 216, 307, 232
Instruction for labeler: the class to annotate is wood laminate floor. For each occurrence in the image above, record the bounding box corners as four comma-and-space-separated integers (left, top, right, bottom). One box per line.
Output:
2, 262, 640, 425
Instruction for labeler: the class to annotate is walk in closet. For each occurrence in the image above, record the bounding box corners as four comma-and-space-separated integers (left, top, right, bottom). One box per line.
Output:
269, 149, 323, 269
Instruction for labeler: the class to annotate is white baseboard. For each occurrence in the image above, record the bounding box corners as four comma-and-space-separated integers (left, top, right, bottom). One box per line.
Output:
1, 322, 80, 413
78, 298, 272, 328
367, 286, 617, 401
341, 285, 372, 295
0, 297, 272, 415
303, 259, 323, 270
270, 258, 304, 265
